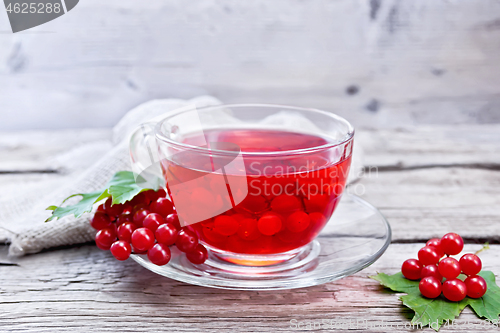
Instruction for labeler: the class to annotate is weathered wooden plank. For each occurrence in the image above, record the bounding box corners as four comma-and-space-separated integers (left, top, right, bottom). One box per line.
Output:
358, 125, 500, 170
0, 125, 499, 171
0, 243, 498, 332
357, 167, 500, 242
1, 1, 500, 130
0, 128, 112, 172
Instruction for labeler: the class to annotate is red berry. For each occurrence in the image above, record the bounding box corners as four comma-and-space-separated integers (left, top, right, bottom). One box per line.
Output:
442, 279, 467, 302
166, 213, 181, 229
464, 275, 487, 298
130, 192, 147, 206
286, 211, 310, 233
440, 233, 464, 255
421, 264, 442, 281
143, 213, 165, 232
95, 228, 117, 250
110, 240, 132, 261
103, 197, 113, 209
426, 238, 445, 257
116, 212, 133, 225
271, 194, 302, 213
131, 245, 148, 255
214, 215, 239, 236
131, 227, 155, 252
155, 223, 179, 246
303, 194, 330, 213
401, 259, 423, 280
132, 203, 148, 215
202, 224, 226, 244
419, 276, 442, 298
418, 246, 442, 265
147, 243, 171, 266
230, 213, 245, 222
150, 197, 174, 217
426, 238, 440, 248
133, 208, 150, 226
237, 195, 269, 214
308, 212, 327, 226
117, 222, 137, 243
90, 212, 112, 230
157, 189, 167, 198
237, 218, 260, 241
104, 197, 123, 218
176, 228, 198, 252
121, 203, 133, 215
459, 253, 482, 276
143, 190, 159, 204
96, 204, 106, 213
438, 257, 461, 279
186, 244, 208, 264
257, 213, 282, 236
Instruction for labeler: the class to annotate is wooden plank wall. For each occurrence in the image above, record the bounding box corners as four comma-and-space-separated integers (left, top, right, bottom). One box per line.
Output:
0, 0, 499, 130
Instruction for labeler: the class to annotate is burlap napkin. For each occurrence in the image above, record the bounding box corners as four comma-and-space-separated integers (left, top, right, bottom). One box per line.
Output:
1, 96, 221, 256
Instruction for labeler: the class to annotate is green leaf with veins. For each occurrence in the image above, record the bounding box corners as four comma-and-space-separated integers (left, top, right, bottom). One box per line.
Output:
106, 171, 149, 204
370, 270, 500, 331
46, 171, 160, 222
402, 293, 468, 330
370, 272, 420, 294
45, 190, 108, 222
467, 271, 500, 321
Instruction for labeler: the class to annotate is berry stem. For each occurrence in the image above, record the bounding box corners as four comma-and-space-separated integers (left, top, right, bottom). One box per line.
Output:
474, 242, 490, 256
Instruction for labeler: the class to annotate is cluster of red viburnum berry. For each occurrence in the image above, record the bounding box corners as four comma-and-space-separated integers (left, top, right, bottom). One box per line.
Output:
91, 189, 207, 266
402, 233, 487, 301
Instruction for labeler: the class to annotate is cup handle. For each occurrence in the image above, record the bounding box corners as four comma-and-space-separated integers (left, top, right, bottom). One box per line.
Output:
129, 122, 165, 190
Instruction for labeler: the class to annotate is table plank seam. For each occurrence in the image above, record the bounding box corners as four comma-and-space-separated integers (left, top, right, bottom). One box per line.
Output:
365, 163, 500, 172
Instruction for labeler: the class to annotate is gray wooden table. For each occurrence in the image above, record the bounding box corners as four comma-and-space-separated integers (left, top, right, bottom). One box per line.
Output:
0, 125, 499, 332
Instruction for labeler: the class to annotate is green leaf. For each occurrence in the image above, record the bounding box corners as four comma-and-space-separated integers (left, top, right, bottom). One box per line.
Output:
107, 171, 147, 204
45, 171, 158, 222
467, 271, 500, 321
45, 191, 106, 222
371, 270, 500, 331
370, 272, 467, 331
370, 272, 420, 294
401, 294, 468, 331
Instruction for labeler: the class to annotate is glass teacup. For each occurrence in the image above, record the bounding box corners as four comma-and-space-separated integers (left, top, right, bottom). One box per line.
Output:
130, 104, 354, 267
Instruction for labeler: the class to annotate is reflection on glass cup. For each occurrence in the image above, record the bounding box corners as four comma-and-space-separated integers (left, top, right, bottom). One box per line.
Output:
131, 104, 354, 266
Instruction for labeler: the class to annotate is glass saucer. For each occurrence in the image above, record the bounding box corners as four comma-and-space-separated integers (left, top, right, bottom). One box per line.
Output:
131, 194, 391, 290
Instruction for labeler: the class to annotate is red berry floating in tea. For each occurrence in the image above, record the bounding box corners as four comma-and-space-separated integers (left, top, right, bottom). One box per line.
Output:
169, 129, 352, 255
